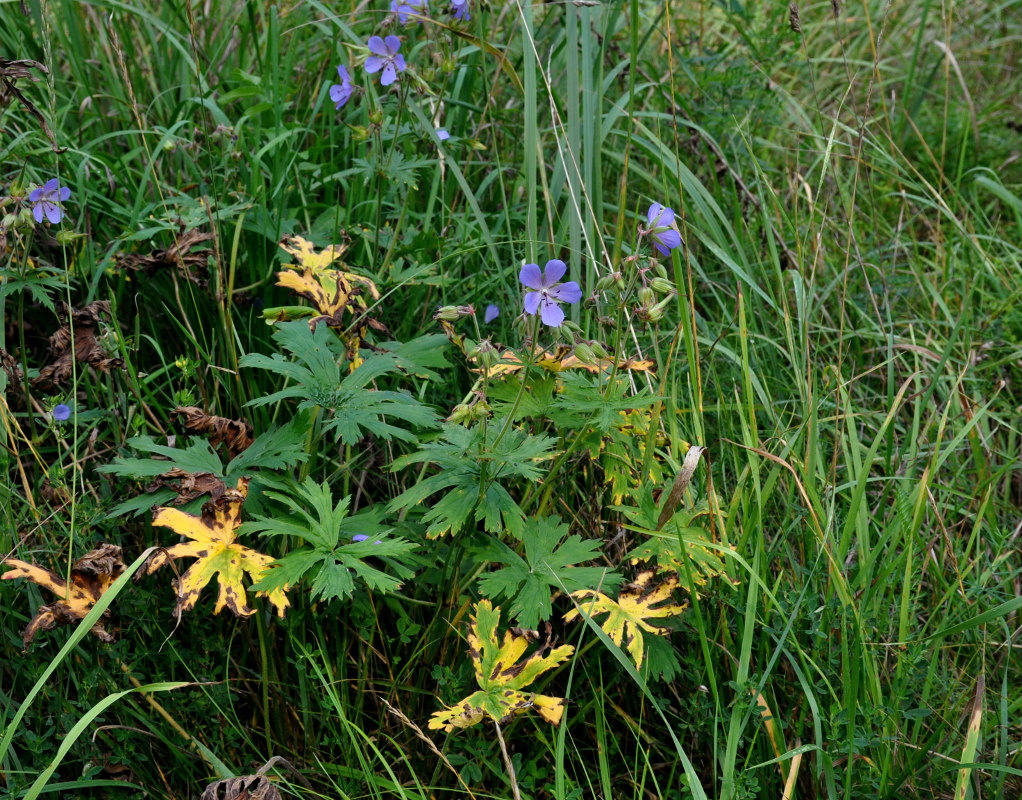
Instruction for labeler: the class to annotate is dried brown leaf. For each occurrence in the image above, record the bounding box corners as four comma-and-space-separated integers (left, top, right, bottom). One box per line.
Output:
0, 346, 23, 386
146, 469, 227, 505
116, 224, 215, 286
174, 405, 253, 458
32, 301, 124, 389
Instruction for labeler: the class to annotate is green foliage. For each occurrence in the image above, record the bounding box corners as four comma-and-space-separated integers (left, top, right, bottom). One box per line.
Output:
3, 0, 1022, 797
614, 484, 729, 591
98, 412, 313, 515
476, 515, 622, 628
241, 322, 439, 444
244, 478, 417, 602
389, 421, 556, 538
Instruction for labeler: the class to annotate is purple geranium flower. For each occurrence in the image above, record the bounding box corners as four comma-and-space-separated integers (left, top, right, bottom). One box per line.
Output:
451, 0, 470, 20
484, 303, 499, 323
52, 404, 71, 421
329, 64, 354, 109
391, 0, 427, 24
352, 534, 383, 544
646, 203, 681, 257
519, 259, 582, 328
365, 36, 407, 86
29, 179, 71, 224
436, 128, 450, 140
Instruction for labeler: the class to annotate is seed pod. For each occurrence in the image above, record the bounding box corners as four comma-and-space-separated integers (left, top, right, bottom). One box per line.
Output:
573, 343, 597, 364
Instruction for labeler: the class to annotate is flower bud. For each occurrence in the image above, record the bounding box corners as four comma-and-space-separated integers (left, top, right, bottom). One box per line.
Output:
368, 108, 384, 126
595, 273, 617, 291
653, 262, 669, 280
1, 213, 17, 231
350, 125, 371, 142
637, 287, 654, 306
589, 340, 609, 359
649, 277, 674, 294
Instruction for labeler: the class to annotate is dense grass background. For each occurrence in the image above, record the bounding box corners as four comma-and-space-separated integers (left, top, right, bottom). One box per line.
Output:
2, 0, 1021, 798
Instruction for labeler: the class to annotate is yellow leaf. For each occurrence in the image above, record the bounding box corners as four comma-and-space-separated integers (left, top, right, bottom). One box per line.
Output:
471, 344, 654, 379
428, 599, 573, 733
145, 477, 289, 618
564, 571, 686, 668
276, 235, 379, 321
1, 543, 125, 646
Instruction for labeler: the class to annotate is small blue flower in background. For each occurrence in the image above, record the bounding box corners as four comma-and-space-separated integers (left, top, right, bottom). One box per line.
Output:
29, 179, 71, 224
451, 0, 469, 20
352, 534, 383, 544
365, 35, 407, 86
646, 203, 681, 257
436, 128, 450, 140
329, 64, 354, 109
52, 404, 71, 421
519, 259, 582, 328
391, 0, 428, 24
484, 304, 499, 323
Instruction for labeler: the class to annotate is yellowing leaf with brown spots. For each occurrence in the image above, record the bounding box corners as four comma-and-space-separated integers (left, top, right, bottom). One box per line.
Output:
1, 543, 125, 647
276, 235, 379, 321
428, 599, 574, 733
144, 477, 289, 618
564, 571, 685, 668
472, 344, 654, 379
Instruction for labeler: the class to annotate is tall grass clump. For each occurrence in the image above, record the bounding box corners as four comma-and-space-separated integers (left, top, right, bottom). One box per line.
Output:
2, 0, 1021, 798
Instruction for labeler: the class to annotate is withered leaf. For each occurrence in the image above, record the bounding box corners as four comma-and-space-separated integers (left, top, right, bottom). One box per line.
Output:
116, 224, 215, 286
174, 405, 253, 458
199, 757, 309, 800
144, 477, 290, 618
1, 543, 125, 647
32, 300, 124, 389
0, 346, 24, 386
0, 57, 61, 151
146, 468, 227, 505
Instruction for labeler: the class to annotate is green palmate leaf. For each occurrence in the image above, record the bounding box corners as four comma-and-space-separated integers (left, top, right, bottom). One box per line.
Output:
98, 413, 313, 516
429, 599, 574, 733
487, 374, 558, 421
241, 321, 439, 444
99, 437, 224, 479
388, 421, 556, 538
377, 334, 451, 382
613, 483, 728, 590
550, 372, 661, 434
564, 571, 686, 669
476, 516, 622, 628
244, 477, 417, 602
227, 411, 314, 478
